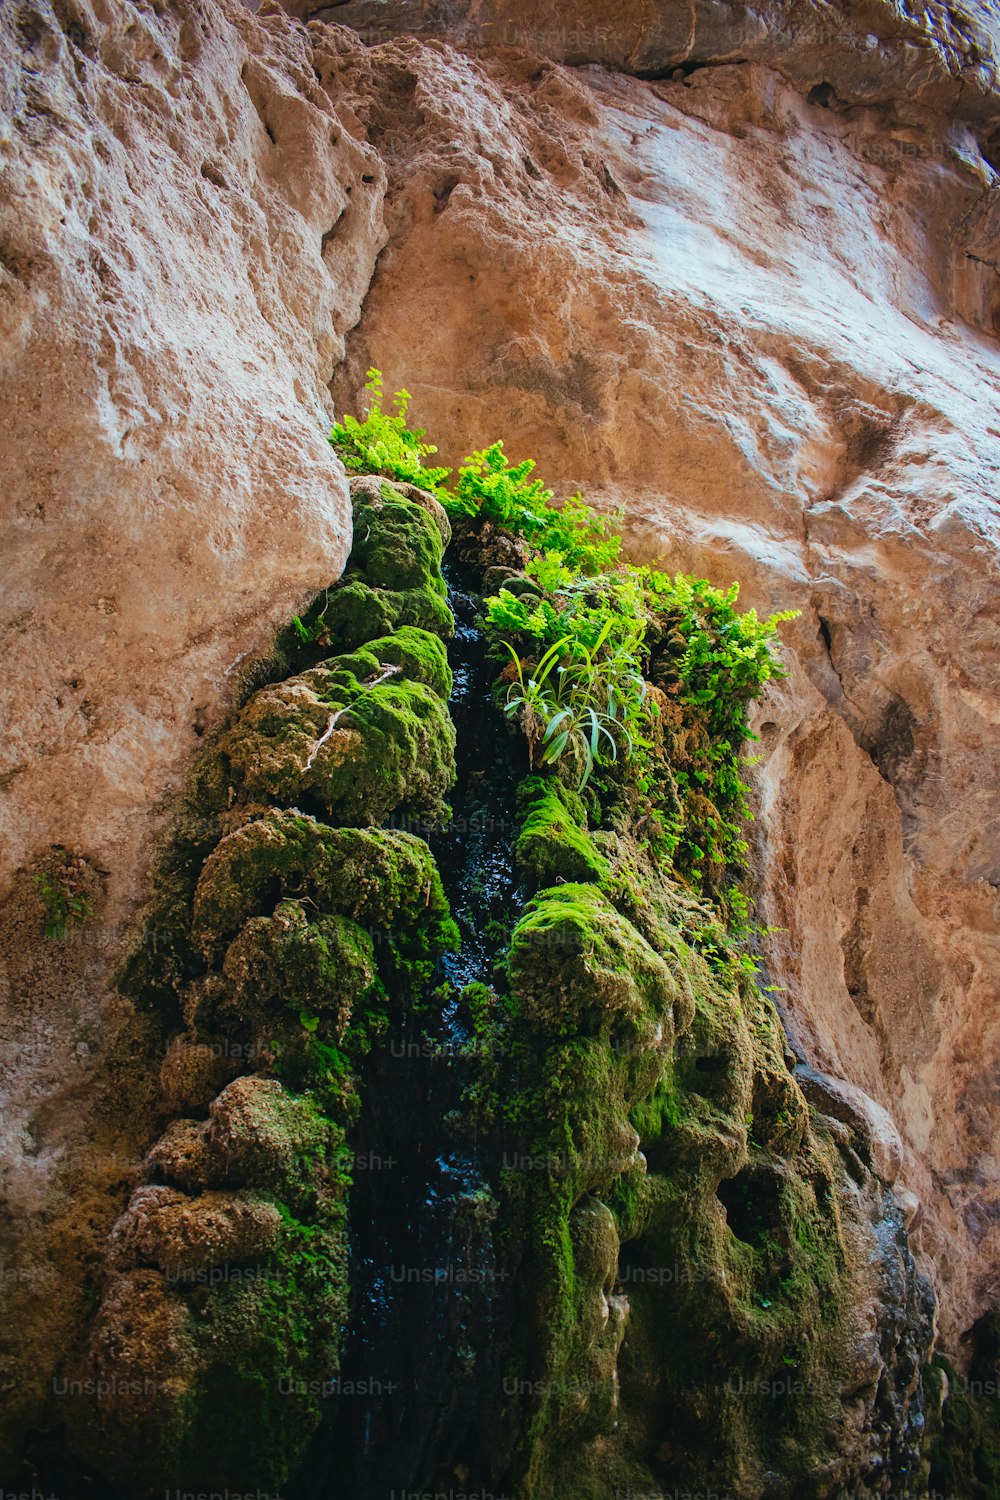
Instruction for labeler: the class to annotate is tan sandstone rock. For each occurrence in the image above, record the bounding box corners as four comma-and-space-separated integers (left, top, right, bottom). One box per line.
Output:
0, 0, 383, 1459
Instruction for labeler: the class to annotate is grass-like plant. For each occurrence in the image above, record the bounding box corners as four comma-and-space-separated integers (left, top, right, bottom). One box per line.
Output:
501, 619, 647, 791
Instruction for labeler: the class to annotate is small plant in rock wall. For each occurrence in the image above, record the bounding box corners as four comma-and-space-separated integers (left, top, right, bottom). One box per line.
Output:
329, 368, 452, 492
449, 442, 622, 574
33, 848, 94, 939
500, 620, 647, 792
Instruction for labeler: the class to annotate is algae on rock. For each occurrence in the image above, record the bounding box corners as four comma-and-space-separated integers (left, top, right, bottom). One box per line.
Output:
70, 483, 459, 1494
62, 461, 933, 1500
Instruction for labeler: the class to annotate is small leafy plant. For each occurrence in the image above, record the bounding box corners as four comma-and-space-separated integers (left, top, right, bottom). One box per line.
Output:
33, 851, 93, 939
448, 441, 621, 574
329, 369, 451, 492
637, 570, 799, 890
501, 620, 647, 791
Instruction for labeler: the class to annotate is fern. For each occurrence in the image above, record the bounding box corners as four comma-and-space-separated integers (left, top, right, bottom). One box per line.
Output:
329, 369, 451, 492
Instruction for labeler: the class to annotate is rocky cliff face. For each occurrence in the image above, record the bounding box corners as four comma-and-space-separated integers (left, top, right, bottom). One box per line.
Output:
315, 1, 1000, 1355
0, 0, 385, 1467
1, 0, 998, 1492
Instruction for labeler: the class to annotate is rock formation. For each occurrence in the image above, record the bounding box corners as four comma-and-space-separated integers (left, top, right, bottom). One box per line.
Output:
316, 0, 1000, 1357
1, 0, 998, 1493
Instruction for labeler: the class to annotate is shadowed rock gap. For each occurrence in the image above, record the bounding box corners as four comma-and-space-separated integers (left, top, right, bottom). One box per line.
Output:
310, 562, 523, 1498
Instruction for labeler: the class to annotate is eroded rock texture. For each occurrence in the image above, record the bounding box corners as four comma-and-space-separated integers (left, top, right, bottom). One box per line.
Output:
0, 0, 386, 1468
0, 0, 998, 1490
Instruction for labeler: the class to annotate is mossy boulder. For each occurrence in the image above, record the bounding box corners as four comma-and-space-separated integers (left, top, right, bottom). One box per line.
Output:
107, 1184, 283, 1278
219, 899, 382, 1038
514, 776, 609, 890
204, 1076, 344, 1212
507, 883, 679, 1038
349, 482, 446, 591
192, 810, 456, 962
147, 1118, 219, 1193
88, 1071, 351, 1495
90, 1208, 348, 1492
338, 624, 453, 698
482, 566, 542, 598
220, 652, 455, 827
322, 482, 453, 647
320, 575, 454, 645
80, 1269, 201, 1486
350, 474, 452, 547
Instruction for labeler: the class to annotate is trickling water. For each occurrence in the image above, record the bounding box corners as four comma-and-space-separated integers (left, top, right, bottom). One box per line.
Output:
304, 566, 523, 1500
432, 575, 521, 991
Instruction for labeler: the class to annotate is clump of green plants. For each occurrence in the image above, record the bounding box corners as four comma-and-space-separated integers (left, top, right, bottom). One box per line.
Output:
500, 621, 647, 791
638, 570, 798, 890
644, 570, 798, 743
330, 371, 798, 903
448, 442, 622, 574
329, 368, 452, 492
33, 849, 93, 938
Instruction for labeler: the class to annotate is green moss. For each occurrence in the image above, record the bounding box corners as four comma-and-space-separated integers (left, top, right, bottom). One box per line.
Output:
205, 1077, 346, 1210
351, 624, 453, 698
319, 485, 454, 648
220, 900, 383, 1038
354, 485, 447, 589
321, 575, 454, 646
507, 883, 679, 1036
166, 1191, 348, 1489
221, 653, 456, 827
928, 1339, 1000, 1498
192, 810, 455, 963
514, 776, 609, 890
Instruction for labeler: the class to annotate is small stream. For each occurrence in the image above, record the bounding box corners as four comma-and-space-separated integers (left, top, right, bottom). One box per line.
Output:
304, 566, 524, 1499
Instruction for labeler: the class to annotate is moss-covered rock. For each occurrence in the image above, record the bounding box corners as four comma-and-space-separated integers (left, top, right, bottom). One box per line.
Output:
321, 481, 454, 647
204, 1075, 343, 1213
306, 624, 452, 699
320, 574, 454, 645
496, 900, 931, 1499
158, 1033, 241, 1116
514, 775, 609, 890
107, 1184, 283, 1278
86, 1072, 350, 1495
466, 810, 932, 1500
215, 490, 457, 828
357, 476, 451, 548
74, 476, 461, 1497
221, 653, 455, 826
507, 882, 679, 1037
219, 899, 381, 1040
192, 810, 456, 963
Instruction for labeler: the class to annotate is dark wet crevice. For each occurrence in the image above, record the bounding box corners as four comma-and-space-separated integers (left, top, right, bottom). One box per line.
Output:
298, 563, 523, 1499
